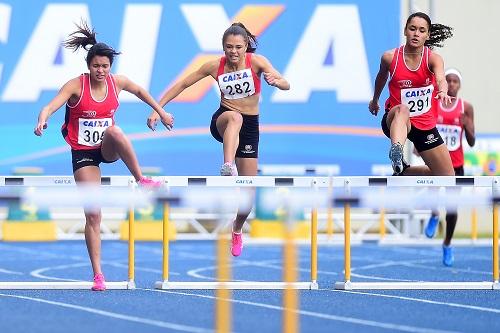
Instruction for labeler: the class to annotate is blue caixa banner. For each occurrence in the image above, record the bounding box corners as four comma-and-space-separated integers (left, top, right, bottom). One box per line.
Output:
0, 0, 400, 175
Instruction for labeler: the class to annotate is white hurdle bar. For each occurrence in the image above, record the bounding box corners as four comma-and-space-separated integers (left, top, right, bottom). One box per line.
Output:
0, 176, 137, 290
331, 176, 500, 290
153, 177, 322, 290
1, 175, 499, 290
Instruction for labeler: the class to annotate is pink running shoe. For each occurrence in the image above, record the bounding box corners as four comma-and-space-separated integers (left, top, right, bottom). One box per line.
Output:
231, 231, 243, 257
138, 176, 162, 189
220, 162, 238, 176
91, 273, 106, 291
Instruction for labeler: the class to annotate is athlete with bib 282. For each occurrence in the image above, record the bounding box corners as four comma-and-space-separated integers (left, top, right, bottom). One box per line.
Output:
368, 12, 455, 178
34, 22, 174, 291
147, 23, 290, 257
424, 68, 476, 266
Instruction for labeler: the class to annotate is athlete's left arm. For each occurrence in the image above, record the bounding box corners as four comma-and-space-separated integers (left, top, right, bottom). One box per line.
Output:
114, 75, 174, 130
462, 101, 475, 147
254, 54, 290, 90
429, 53, 452, 106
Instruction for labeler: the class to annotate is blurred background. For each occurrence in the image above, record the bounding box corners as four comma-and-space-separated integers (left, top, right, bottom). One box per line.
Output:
0, 0, 498, 177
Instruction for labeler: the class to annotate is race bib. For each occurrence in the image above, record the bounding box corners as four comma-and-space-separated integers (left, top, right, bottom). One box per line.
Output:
218, 68, 255, 100
401, 84, 434, 117
436, 124, 461, 151
77, 118, 112, 146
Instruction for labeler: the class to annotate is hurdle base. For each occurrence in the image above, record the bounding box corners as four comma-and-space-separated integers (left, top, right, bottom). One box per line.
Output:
155, 280, 318, 290
0, 281, 133, 290
334, 281, 499, 290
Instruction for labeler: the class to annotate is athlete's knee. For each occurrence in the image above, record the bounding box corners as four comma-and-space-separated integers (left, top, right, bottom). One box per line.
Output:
395, 105, 410, 118
85, 212, 101, 227
103, 126, 124, 141
226, 111, 243, 126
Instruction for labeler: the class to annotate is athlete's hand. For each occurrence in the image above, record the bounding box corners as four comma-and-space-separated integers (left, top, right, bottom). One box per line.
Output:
368, 99, 380, 116
436, 91, 453, 107
34, 121, 48, 136
160, 112, 174, 131
263, 72, 280, 87
147, 112, 160, 131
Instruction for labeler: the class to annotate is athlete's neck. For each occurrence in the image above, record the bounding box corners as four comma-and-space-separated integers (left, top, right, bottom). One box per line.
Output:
403, 45, 424, 55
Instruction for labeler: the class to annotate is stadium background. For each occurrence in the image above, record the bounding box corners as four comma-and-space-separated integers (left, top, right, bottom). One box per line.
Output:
0, 0, 498, 177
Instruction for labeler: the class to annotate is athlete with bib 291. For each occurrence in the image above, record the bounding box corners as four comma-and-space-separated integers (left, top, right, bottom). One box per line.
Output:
368, 12, 455, 177
147, 23, 290, 257
34, 22, 174, 291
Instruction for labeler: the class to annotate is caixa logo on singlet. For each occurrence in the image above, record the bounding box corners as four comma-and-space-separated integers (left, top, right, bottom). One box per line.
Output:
83, 110, 97, 118
398, 80, 412, 88
222, 71, 249, 82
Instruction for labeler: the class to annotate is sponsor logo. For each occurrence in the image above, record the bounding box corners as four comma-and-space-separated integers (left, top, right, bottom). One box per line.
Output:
54, 179, 73, 184
82, 110, 97, 117
425, 78, 431, 85
425, 133, 439, 145
236, 179, 253, 184
76, 158, 94, 163
222, 71, 249, 82
241, 144, 255, 154
404, 87, 432, 98
398, 80, 412, 88
417, 179, 434, 185
82, 120, 109, 127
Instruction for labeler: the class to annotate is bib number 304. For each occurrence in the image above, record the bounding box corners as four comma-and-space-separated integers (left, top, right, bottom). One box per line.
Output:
77, 118, 112, 146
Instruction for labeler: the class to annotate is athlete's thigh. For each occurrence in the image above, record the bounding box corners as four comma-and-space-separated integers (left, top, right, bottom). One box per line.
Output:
216, 111, 243, 137
235, 157, 258, 176
419, 144, 454, 176
74, 165, 101, 184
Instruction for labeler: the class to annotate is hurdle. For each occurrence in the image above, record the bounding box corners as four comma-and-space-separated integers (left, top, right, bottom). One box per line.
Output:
154, 176, 324, 290
333, 176, 500, 290
0, 175, 138, 289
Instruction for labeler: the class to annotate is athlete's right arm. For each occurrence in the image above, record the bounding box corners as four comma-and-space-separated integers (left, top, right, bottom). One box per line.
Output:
34, 78, 80, 136
147, 60, 218, 130
368, 51, 392, 116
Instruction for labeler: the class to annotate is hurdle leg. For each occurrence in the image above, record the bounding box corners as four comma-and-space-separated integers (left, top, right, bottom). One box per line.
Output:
493, 203, 499, 289
311, 208, 318, 288
471, 208, 478, 243
216, 227, 232, 333
127, 202, 136, 289
283, 203, 298, 333
335, 180, 352, 290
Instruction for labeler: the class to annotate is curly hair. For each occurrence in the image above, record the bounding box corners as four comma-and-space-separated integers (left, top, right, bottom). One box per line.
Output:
405, 12, 453, 49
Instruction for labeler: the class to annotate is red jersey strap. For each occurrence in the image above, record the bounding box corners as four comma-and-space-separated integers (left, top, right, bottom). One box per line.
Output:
217, 56, 226, 78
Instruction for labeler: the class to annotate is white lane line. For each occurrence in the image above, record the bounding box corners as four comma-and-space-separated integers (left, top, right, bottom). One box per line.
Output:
329, 289, 500, 314
147, 289, 457, 333
0, 293, 213, 333
0, 268, 23, 275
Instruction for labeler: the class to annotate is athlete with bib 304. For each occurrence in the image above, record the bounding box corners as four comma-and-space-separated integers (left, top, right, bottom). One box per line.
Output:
368, 12, 455, 177
147, 22, 290, 257
34, 22, 174, 291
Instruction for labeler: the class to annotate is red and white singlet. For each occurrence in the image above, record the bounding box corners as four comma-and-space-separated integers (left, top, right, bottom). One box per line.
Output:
385, 46, 438, 130
61, 73, 119, 150
217, 53, 261, 100
436, 98, 465, 167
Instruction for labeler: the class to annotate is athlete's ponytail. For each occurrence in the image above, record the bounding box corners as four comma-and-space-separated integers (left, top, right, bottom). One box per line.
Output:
63, 20, 121, 66
222, 22, 258, 53
405, 12, 453, 49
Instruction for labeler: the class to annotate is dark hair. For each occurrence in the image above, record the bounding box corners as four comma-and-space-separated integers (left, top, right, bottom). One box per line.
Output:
405, 12, 453, 49
63, 20, 121, 66
222, 22, 258, 53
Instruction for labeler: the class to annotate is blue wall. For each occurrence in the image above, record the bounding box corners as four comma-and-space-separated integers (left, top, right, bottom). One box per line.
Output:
0, 0, 400, 175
